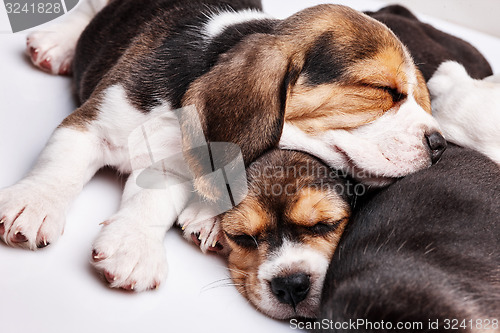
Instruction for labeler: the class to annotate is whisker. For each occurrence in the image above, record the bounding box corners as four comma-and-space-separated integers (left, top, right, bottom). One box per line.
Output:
226, 267, 250, 277
202, 278, 235, 288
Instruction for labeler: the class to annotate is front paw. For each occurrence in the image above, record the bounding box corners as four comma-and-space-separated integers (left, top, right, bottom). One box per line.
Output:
0, 184, 65, 250
178, 203, 225, 254
92, 219, 168, 291
26, 30, 76, 75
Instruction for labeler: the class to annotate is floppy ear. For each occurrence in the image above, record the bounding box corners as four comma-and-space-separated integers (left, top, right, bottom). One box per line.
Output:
180, 34, 301, 201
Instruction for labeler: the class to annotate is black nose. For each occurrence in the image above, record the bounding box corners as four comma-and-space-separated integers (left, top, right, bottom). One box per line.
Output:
425, 132, 447, 164
270, 273, 310, 308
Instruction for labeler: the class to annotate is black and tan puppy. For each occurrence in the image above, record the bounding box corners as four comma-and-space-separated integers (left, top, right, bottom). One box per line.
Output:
315, 145, 500, 332
221, 149, 355, 319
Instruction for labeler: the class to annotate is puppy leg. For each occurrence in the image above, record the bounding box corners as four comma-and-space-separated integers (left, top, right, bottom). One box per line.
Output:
0, 105, 104, 249
26, 0, 109, 75
92, 170, 191, 291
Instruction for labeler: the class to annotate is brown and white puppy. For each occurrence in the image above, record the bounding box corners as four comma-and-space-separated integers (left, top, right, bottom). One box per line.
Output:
1, 0, 443, 313
183, 3, 446, 192
221, 149, 355, 319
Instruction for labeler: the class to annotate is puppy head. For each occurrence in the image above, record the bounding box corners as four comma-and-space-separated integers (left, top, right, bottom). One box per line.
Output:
278, 5, 446, 185
221, 150, 352, 319
182, 4, 445, 200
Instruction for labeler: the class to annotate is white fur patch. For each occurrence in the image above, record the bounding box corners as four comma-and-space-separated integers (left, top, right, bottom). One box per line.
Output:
251, 240, 329, 319
280, 88, 442, 186
91, 85, 195, 289
0, 127, 102, 249
428, 61, 500, 165
202, 8, 273, 39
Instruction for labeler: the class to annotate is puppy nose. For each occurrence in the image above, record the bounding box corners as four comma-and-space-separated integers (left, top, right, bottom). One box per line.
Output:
425, 132, 447, 164
270, 273, 310, 308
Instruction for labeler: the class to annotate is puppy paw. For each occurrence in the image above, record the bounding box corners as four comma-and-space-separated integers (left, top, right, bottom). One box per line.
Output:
0, 184, 65, 250
26, 29, 77, 75
92, 220, 168, 292
178, 203, 225, 253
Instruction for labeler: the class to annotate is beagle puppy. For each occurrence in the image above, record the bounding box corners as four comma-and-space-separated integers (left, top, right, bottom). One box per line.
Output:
315, 145, 500, 332
428, 61, 500, 166
1, 0, 443, 315
222, 149, 354, 319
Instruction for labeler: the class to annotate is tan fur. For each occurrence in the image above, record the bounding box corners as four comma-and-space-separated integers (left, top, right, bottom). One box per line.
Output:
223, 197, 269, 237
59, 99, 100, 130
415, 69, 432, 113
288, 187, 349, 227
285, 79, 393, 133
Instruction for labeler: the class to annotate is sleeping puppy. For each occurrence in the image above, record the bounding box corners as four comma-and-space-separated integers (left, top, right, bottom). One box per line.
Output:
221, 149, 354, 319
2, 0, 443, 299
315, 145, 500, 332
428, 61, 500, 165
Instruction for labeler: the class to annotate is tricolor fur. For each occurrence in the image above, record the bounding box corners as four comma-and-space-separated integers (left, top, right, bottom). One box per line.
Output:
2, 0, 451, 319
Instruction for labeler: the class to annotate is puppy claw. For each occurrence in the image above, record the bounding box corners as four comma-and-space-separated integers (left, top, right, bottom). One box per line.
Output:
29, 47, 39, 62
104, 271, 117, 283
59, 65, 70, 75
98, 220, 110, 226
13, 231, 28, 243
208, 241, 224, 253
39, 58, 52, 72
37, 238, 49, 249
121, 283, 135, 291
191, 233, 201, 247
92, 249, 106, 262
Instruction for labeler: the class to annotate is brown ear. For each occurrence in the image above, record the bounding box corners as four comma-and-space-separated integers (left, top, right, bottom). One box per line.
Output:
414, 68, 431, 114
180, 34, 300, 201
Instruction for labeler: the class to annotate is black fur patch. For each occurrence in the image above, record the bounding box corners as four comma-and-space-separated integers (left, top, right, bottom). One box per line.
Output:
366, 5, 493, 80
73, 0, 266, 106
302, 33, 346, 85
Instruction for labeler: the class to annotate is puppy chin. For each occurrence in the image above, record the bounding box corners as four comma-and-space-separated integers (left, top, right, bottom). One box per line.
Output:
251, 286, 321, 319
330, 134, 432, 186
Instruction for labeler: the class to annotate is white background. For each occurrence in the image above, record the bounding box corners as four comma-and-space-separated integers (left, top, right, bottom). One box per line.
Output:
1, 1, 500, 332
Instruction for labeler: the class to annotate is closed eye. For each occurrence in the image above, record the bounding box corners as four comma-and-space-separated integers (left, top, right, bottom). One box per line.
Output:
307, 218, 346, 236
226, 232, 259, 249
380, 86, 407, 103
